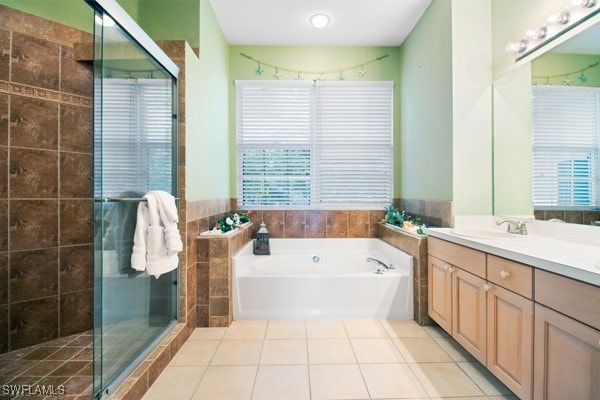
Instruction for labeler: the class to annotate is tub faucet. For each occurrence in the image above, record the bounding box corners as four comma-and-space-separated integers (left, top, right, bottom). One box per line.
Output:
366, 257, 394, 273
496, 218, 528, 235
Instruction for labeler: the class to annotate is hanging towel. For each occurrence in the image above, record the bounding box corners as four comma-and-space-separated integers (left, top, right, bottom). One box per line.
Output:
131, 191, 182, 278
148, 190, 183, 254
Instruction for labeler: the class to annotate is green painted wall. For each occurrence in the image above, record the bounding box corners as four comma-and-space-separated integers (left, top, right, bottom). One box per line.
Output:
493, 62, 533, 216
532, 53, 600, 87
397, 0, 453, 201
0, 0, 94, 31
451, 0, 492, 216
228, 45, 402, 197
185, 0, 231, 201
137, 0, 199, 49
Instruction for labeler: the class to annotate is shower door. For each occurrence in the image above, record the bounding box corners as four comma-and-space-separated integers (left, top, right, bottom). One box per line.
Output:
88, 0, 179, 397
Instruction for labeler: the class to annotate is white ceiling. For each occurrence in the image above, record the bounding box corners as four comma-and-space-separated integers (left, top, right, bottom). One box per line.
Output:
209, 0, 432, 46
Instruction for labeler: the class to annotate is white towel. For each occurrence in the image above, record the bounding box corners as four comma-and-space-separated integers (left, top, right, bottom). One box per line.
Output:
150, 191, 183, 254
131, 191, 182, 278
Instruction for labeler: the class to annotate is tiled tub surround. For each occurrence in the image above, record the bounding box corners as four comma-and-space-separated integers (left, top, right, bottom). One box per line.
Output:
196, 224, 253, 328
378, 222, 433, 326
0, 5, 93, 354
533, 209, 600, 226
243, 209, 386, 239
394, 198, 453, 228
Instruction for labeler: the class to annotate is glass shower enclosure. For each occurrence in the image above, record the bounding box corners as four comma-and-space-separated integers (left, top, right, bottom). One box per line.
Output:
86, 0, 180, 397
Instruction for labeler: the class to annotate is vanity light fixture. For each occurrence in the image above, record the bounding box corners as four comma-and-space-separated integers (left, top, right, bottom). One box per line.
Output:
506, 0, 598, 56
547, 11, 569, 25
310, 13, 330, 28
571, 0, 596, 8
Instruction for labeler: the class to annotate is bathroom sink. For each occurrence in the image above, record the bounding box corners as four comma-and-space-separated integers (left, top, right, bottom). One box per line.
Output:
450, 229, 532, 240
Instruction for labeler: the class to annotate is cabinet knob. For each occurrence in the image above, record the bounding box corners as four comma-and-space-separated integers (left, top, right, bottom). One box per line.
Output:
500, 271, 510, 279
444, 264, 454, 273
484, 283, 492, 292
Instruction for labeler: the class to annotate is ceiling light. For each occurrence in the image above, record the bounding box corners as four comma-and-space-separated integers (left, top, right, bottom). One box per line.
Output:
310, 14, 330, 28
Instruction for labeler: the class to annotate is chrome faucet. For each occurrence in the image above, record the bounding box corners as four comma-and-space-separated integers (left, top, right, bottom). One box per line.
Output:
366, 257, 394, 274
496, 218, 528, 235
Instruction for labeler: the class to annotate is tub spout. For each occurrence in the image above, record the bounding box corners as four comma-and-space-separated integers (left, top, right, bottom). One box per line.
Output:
366, 257, 393, 271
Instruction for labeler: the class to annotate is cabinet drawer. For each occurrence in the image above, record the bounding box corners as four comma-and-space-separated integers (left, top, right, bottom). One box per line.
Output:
428, 237, 486, 278
487, 255, 533, 299
535, 269, 600, 330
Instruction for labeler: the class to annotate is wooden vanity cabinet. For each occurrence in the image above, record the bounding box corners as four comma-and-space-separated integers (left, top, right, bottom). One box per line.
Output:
452, 267, 487, 364
428, 237, 534, 400
533, 270, 600, 400
428, 255, 452, 333
487, 282, 533, 399
533, 304, 600, 400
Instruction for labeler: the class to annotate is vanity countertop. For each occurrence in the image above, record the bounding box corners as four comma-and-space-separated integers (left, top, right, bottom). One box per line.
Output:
425, 227, 600, 287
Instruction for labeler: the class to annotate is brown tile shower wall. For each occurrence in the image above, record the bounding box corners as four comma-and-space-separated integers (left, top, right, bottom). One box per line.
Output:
378, 222, 433, 326
0, 5, 93, 353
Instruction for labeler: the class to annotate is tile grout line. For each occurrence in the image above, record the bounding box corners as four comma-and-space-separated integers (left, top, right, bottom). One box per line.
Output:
247, 321, 268, 399
303, 320, 312, 400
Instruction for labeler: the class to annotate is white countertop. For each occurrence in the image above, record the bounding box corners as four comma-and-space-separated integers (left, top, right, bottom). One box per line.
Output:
424, 226, 600, 287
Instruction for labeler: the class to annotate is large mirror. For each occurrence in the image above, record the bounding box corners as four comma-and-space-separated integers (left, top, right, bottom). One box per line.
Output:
493, 18, 600, 225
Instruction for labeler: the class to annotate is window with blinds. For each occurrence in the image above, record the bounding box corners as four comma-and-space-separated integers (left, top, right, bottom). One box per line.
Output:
531, 85, 600, 209
236, 80, 393, 209
97, 78, 173, 198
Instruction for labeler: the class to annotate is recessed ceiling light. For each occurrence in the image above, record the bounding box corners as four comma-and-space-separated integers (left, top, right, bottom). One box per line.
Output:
310, 13, 330, 28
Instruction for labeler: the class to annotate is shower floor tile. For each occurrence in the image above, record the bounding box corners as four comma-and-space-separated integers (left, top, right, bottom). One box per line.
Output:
0, 331, 93, 399
143, 320, 519, 400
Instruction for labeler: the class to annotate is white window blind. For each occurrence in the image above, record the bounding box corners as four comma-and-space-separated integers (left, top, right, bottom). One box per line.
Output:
236, 80, 393, 209
531, 85, 600, 208
96, 78, 173, 198
315, 82, 393, 207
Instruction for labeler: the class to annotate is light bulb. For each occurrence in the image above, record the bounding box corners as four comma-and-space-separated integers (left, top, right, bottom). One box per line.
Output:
505, 39, 527, 54
525, 26, 547, 40
310, 14, 330, 28
571, 0, 596, 8
547, 11, 569, 25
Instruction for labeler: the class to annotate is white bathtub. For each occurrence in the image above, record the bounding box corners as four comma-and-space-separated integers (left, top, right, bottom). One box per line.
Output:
232, 239, 413, 320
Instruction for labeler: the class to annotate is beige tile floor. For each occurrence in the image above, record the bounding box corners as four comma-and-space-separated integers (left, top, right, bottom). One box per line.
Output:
142, 320, 518, 400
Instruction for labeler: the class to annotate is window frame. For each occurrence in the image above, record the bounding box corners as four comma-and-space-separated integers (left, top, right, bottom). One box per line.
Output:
531, 85, 600, 210
235, 80, 394, 210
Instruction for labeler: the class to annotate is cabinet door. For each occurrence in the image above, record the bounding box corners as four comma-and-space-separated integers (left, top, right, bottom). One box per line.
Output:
534, 305, 600, 400
452, 268, 486, 364
487, 284, 533, 400
428, 255, 452, 333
